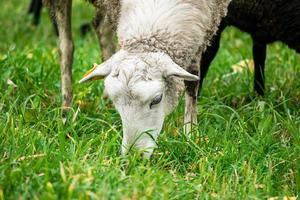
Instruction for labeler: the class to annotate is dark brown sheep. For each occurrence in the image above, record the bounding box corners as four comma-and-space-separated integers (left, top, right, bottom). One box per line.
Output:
200, 0, 300, 95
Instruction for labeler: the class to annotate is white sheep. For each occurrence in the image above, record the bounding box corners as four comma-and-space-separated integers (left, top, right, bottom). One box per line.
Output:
80, 0, 231, 158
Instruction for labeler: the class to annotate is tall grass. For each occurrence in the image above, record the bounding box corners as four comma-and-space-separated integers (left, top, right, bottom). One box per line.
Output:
0, 0, 299, 199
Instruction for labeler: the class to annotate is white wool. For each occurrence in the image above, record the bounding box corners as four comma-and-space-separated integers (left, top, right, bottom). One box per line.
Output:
118, 0, 211, 54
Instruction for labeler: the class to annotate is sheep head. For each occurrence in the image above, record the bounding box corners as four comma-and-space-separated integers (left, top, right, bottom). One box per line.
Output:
80, 50, 198, 158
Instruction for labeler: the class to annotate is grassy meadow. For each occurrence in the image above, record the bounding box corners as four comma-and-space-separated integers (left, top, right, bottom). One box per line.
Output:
0, 0, 299, 199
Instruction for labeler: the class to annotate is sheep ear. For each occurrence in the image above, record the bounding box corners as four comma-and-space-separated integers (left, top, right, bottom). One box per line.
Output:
79, 50, 128, 83
152, 53, 199, 81
164, 64, 199, 81
79, 62, 112, 83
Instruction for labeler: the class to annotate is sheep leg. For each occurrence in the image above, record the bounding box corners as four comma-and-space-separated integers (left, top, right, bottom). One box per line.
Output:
185, 23, 223, 134
33, 0, 43, 26
80, 23, 92, 37
49, 10, 59, 36
28, 0, 35, 14
93, 11, 117, 61
199, 27, 223, 92
28, 0, 43, 26
184, 58, 201, 135
253, 40, 267, 96
50, 0, 74, 117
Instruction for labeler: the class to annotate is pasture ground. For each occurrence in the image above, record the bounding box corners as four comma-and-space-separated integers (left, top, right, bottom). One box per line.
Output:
0, 1, 299, 199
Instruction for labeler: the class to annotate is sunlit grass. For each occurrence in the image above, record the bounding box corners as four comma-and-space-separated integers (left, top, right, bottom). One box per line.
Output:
0, 0, 299, 199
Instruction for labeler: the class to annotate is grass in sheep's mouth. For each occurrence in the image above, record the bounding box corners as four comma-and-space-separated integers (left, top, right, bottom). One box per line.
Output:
0, 0, 300, 199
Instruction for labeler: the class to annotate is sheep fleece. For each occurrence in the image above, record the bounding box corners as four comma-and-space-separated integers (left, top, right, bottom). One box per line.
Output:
94, 0, 230, 63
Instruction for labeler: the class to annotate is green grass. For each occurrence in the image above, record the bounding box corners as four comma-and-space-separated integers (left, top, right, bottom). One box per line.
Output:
0, 1, 300, 199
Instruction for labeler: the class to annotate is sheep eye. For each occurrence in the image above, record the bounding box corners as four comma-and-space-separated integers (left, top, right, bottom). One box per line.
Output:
150, 94, 163, 109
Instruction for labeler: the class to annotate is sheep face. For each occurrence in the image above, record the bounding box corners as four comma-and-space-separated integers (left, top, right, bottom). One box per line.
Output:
106, 77, 165, 158
80, 50, 198, 158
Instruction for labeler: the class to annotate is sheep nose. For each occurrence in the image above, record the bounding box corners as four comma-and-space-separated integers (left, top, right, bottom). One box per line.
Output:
121, 133, 157, 159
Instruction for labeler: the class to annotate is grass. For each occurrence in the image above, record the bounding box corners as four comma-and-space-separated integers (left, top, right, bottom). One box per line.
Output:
0, 0, 300, 199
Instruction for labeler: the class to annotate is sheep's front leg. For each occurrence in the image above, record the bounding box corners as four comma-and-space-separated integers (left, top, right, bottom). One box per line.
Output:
252, 39, 267, 96
93, 11, 117, 61
51, 0, 74, 116
184, 58, 201, 135
28, 0, 43, 26
200, 26, 224, 91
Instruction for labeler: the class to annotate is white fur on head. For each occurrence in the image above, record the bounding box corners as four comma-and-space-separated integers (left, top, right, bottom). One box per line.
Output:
80, 51, 198, 157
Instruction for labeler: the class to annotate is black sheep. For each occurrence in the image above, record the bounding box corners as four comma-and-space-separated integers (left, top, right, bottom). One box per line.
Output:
200, 0, 300, 95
